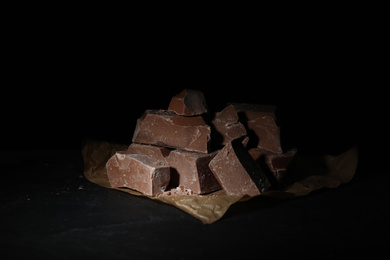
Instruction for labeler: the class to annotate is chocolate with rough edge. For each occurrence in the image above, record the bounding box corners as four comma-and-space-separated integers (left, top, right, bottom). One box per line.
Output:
230, 103, 282, 154
210, 104, 247, 146
127, 143, 172, 162
167, 149, 221, 194
168, 89, 208, 116
209, 138, 271, 197
106, 151, 170, 196
264, 148, 297, 183
249, 147, 297, 184
132, 110, 211, 153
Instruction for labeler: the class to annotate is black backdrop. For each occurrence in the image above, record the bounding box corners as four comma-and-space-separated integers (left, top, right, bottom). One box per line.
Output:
2, 13, 364, 157
3, 64, 360, 156
3, 10, 388, 259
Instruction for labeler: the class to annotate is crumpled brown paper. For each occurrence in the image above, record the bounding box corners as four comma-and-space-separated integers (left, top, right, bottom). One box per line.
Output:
81, 139, 358, 224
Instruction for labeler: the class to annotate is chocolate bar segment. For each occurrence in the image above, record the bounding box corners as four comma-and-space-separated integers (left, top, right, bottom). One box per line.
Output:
210, 104, 247, 146
249, 147, 297, 185
168, 89, 208, 116
167, 150, 221, 194
230, 103, 282, 154
209, 138, 271, 197
127, 143, 171, 162
132, 110, 211, 153
264, 148, 297, 183
106, 151, 170, 196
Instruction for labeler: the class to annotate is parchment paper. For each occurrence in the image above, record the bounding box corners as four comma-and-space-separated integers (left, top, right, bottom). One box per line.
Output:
82, 139, 358, 224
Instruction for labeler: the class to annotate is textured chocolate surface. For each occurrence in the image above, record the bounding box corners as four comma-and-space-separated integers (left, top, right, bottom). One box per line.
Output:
132, 110, 211, 153
106, 151, 170, 196
211, 104, 247, 146
264, 148, 297, 183
230, 103, 282, 154
168, 89, 208, 116
249, 147, 297, 185
209, 138, 271, 197
167, 149, 221, 194
127, 143, 171, 162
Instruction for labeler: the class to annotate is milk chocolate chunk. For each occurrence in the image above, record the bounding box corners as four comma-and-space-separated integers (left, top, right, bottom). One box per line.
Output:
168, 89, 208, 116
249, 147, 297, 184
132, 110, 211, 153
264, 148, 297, 183
209, 138, 271, 197
230, 103, 282, 154
106, 151, 170, 196
211, 105, 247, 146
167, 150, 221, 194
127, 143, 171, 162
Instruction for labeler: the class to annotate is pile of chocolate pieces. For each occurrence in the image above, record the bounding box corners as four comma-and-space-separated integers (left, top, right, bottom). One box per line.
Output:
106, 89, 297, 197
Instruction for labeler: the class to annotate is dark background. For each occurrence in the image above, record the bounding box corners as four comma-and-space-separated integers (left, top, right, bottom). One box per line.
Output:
1, 6, 367, 157
2, 6, 387, 259
3, 1, 386, 164
3, 57, 362, 154
3, 65, 363, 167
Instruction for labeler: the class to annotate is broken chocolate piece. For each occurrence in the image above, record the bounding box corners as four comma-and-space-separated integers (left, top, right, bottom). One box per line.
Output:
106, 151, 170, 196
168, 89, 208, 116
209, 138, 271, 197
167, 150, 221, 194
247, 147, 266, 162
249, 147, 297, 185
210, 104, 247, 146
230, 103, 282, 154
127, 143, 171, 162
132, 110, 211, 153
264, 148, 297, 183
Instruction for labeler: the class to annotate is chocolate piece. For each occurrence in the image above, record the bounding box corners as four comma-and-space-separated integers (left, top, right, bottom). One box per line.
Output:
132, 110, 211, 153
209, 138, 271, 197
230, 103, 282, 154
106, 151, 170, 196
211, 104, 247, 146
240, 136, 250, 147
167, 150, 221, 194
264, 148, 297, 183
249, 147, 297, 184
127, 143, 171, 162
247, 147, 266, 162
168, 89, 208, 116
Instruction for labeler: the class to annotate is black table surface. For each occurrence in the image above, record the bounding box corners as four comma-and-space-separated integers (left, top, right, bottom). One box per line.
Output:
0, 148, 388, 260
0, 82, 384, 259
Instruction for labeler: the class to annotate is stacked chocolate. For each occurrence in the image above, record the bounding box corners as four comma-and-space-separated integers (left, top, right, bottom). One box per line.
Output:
106, 89, 296, 197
